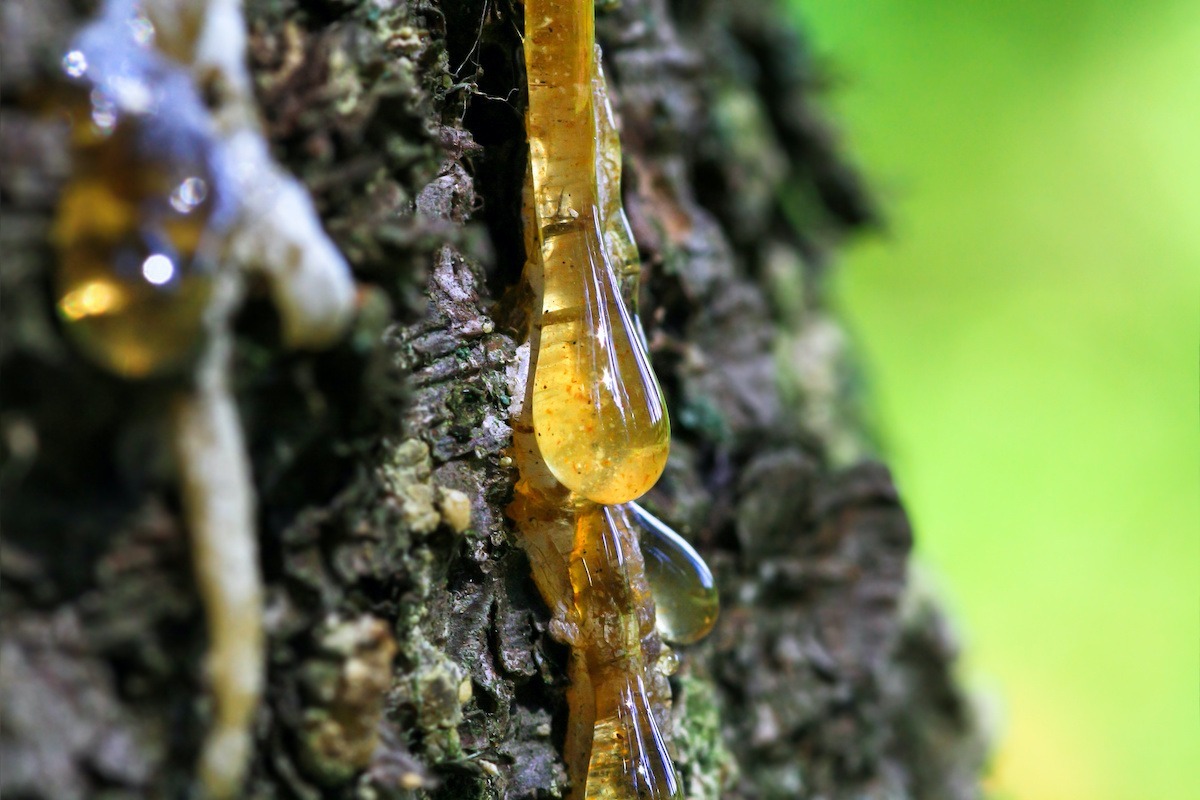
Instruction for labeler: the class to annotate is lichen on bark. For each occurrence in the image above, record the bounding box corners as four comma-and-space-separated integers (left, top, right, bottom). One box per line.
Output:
1, 0, 986, 798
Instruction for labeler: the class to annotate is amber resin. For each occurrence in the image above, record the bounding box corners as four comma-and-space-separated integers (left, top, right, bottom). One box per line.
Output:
525, 0, 670, 506
54, 5, 230, 378
569, 504, 680, 799
511, 1, 723, 798
55, 125, 221, 377
629, 503, 719, 646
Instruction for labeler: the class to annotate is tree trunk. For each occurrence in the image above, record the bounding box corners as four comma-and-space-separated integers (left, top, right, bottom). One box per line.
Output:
0, 0, 987, 798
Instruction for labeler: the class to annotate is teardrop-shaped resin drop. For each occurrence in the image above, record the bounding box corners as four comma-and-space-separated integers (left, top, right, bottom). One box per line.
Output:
629, 502, 719, 645
54, 30, 227, 379
531, 211, 670, 505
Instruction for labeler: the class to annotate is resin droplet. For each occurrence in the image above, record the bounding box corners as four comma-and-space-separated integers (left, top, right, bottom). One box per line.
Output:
55, 121, 217, 377
532, 213, 670, 505
54, 10, 230, 378
569, 505, 682, 800
629, 502, 719, 645
524, 0, 669, 505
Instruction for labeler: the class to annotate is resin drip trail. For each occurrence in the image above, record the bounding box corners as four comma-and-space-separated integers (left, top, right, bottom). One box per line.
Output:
568, 504, 680, 799
523, 0, 669, 506
511, 1, 702, 797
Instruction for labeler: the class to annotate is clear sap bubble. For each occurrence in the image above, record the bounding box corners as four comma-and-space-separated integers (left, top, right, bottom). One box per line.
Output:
62, 50, 89, 79
629, 502, 719, 645
170, 177, 209, 213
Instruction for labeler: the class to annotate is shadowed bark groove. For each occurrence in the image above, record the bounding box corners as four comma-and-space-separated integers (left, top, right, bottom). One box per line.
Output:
1, 0, 987, 798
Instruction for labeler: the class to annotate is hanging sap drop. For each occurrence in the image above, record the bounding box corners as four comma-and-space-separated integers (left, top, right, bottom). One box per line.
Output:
629, 502, 719, 645
530, 209, 670, 505
53, 36, 229, 379
55, 118, 218, 377
524, 5, 669, 507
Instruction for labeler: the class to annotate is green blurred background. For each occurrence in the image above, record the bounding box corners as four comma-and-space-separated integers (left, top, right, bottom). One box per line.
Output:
789, 1, 1200, 798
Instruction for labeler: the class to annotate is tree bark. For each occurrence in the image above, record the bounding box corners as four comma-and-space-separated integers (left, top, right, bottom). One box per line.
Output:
1, 0, 987, 798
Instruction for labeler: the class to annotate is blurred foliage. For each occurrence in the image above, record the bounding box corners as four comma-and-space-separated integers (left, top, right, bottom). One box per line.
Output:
790, 1, 1200, 799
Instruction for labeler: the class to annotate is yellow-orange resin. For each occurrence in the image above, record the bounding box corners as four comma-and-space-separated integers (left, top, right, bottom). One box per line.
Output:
525, 0, 669, 505
507, 2, 724, 797
55, 108, 219, 378
568, 504, 680, 799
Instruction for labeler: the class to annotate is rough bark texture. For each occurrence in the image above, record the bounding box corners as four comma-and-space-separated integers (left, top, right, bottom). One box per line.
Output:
1, 1, 987, 798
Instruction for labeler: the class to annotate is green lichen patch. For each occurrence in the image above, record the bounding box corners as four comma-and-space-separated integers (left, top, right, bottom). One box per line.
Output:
297, 615, 398, 784
672, 673, 738, 800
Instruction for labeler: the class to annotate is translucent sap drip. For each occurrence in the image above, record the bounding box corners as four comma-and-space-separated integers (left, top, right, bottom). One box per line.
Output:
524, 0, 597, 224
525, 1, 669, 505
569, 505, 682, 800
54, 8, 229, 378
532, 211, 670, 504
519, 3, 682, 796
586, 674, 680, 800
629, 502, 719, 645
591, 52, 644, 329
55, 121, 217, 377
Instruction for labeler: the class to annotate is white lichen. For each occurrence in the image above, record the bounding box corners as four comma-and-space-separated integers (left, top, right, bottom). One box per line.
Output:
171, 337, 261, 800
184, 0, 357, 347
222, 130, 358, 348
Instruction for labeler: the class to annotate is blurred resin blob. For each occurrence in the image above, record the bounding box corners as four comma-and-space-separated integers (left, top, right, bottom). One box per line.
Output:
54, 3, 232, 378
